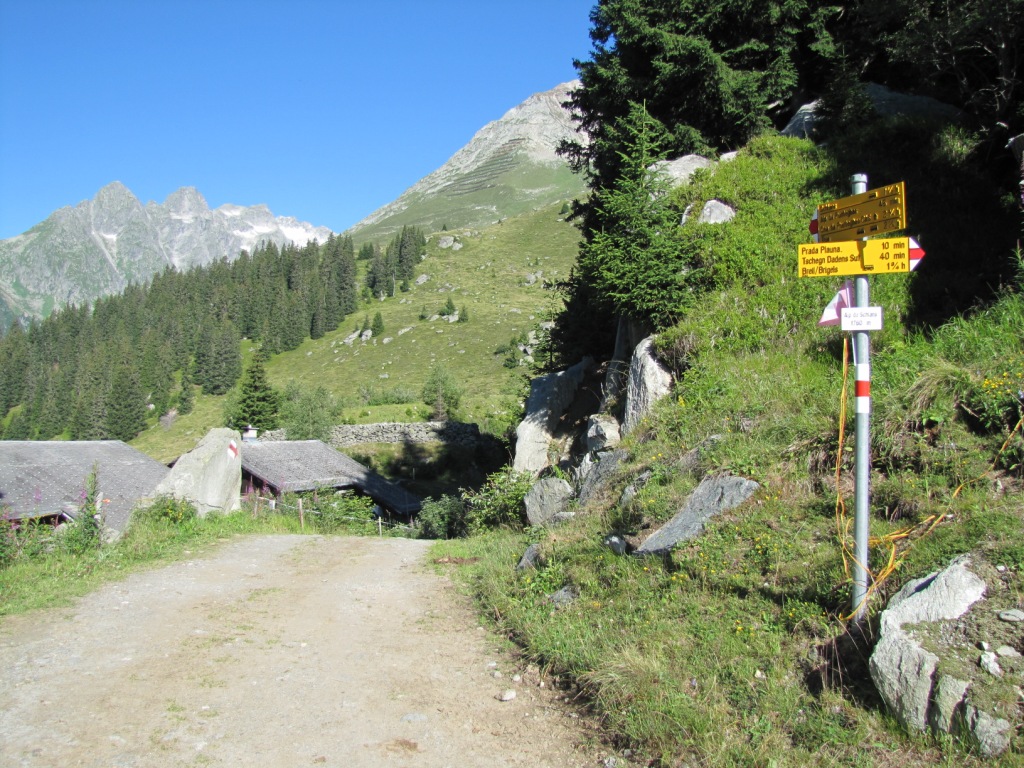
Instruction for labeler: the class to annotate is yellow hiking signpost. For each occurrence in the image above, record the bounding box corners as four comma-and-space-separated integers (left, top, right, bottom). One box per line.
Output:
797, 237, 912, 277
802, 178, 913, 623
816, 181, 906, 242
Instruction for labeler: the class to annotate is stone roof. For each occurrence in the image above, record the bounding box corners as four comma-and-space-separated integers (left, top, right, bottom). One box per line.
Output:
0, 441, 170, 532
241, 440, 421, 515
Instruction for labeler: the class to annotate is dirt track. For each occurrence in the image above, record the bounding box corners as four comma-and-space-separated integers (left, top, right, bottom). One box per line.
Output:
0, 535, 609, 767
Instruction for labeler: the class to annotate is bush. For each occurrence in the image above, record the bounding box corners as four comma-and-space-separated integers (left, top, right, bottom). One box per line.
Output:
418, 495, 468, 539
135, 495, 199, 527
314, 492, 376, 534
463, 467, 533, 534
280, 383, 337, 441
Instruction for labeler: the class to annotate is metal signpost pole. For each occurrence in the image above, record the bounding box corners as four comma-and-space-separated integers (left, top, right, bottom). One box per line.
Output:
850, 173, 871, 622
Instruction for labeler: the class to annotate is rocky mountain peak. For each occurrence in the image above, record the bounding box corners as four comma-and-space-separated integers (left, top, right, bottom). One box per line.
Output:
163, 186, 209, 218
349, 80, 586, 238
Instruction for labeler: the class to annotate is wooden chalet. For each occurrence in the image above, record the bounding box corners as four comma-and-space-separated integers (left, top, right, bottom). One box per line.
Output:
0, 441, 170, 533
240, 440, 421, 517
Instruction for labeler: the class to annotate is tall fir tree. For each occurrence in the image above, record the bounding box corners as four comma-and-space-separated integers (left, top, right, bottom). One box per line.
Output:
229, 347, 281, 431
576, 102, 685, 328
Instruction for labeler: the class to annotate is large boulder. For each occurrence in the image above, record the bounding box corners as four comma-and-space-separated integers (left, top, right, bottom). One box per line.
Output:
680, 199, 736, 226
153, 428, 242, 517
653, 154, 714, 186
513, 357, 594, 476
635, 474, 760, 556
600, 316, 649, 414
622, 336, 673, 435
781, 83, 963, 140
524, 477, 574, 527
868, 555, 1017, 755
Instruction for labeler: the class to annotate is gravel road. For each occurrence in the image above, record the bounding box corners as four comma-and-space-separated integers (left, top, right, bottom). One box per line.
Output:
0, 535, 608, 767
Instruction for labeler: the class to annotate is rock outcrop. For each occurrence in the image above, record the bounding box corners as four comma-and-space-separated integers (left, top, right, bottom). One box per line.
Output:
868, 555, 1018, 756
622, 337, 673, 435
513, 357, 594, 476
781, 83, 963, 140
577, 449, 629, 508
524, 477, 574, 527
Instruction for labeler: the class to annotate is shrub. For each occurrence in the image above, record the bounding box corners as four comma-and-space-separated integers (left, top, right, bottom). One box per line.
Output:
462, 467, 532, 534
62, 469, 104, 554
418, 495, 468, 539
135, 495, 199, 527
314, 492, 376, 534
421, 364, 463, 420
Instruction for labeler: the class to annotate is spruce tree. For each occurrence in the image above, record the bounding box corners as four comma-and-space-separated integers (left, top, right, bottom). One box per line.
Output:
371, 312, 385, 337
199, 319, 242, 395
229, 347, 281, 431
576, 102, 686, 328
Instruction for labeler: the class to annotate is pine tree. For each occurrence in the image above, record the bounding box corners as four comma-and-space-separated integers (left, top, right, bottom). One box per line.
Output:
229, 347, 281, 431
371, 312, 385, 337
458, 305, 469, 323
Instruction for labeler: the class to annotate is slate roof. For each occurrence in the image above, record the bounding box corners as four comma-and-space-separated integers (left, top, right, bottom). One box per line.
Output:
0, 441, 170, 532
241, 440, 422, 515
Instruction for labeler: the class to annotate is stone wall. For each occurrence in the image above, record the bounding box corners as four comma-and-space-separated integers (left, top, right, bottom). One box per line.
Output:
259, 421, 483, 448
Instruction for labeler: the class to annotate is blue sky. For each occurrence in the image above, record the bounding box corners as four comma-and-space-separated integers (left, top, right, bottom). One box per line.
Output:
0, 0, 595, 239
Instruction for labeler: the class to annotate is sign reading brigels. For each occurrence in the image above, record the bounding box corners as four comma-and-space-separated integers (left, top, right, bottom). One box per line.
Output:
816, 181, 906, 242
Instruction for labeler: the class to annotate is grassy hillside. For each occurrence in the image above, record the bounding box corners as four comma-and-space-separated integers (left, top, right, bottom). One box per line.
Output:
429, 130, 1024, 766
130, 201, 581, 463
350, 162, 584, 244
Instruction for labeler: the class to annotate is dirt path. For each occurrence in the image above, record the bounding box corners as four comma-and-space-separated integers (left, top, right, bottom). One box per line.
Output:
0, 536, 609, 767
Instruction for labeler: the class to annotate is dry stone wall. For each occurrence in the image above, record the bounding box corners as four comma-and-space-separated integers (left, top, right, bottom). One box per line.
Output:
260, 421, 483, 448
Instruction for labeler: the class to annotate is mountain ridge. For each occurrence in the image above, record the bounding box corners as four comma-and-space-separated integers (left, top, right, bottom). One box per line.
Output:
0, 182, 332, 323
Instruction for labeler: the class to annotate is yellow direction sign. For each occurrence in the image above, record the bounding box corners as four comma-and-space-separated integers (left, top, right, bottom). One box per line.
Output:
861, 238, 910, 273
817, 181, 906, 242
798, 241, 873, 278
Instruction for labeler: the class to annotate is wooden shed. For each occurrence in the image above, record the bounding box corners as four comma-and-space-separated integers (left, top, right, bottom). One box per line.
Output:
240, 440, 421, 517
0, 441, 170, 533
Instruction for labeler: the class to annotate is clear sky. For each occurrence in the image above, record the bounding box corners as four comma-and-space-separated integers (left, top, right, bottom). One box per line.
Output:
0, 0, 596, 239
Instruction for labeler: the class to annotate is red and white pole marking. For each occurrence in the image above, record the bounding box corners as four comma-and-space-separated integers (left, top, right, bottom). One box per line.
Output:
855, 364, 871, 414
